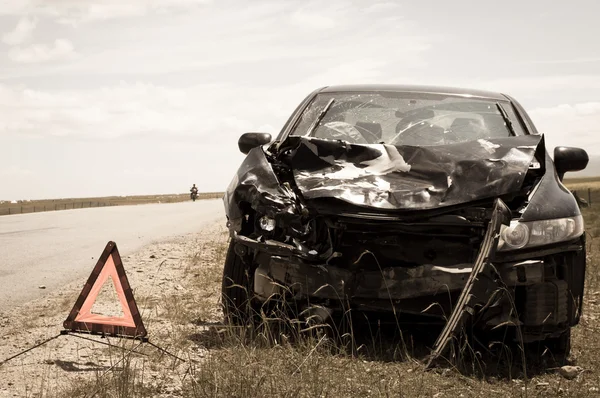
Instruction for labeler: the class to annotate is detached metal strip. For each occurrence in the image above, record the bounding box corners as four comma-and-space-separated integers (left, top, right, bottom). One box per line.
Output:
426, 198, 511, 368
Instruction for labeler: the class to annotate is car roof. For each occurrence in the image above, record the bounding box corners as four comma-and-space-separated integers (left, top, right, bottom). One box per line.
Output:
318, 84, 508, 101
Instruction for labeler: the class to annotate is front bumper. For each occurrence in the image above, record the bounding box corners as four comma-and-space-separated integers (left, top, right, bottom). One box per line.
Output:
232, 199, 586, 363
254, 255, 547, 305
234, 239, 585, 325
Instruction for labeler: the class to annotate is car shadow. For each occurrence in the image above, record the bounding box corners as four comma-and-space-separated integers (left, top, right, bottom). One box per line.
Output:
187, 313, 571, 380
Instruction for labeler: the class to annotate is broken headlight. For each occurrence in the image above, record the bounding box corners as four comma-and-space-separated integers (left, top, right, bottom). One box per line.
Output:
497, 215, 584, 251
258, 216, 276, 232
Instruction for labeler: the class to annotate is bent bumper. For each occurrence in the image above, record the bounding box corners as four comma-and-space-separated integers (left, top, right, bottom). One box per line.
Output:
253, 255, 546, 303
233, 199, 586, 363
236, 238, 584, 327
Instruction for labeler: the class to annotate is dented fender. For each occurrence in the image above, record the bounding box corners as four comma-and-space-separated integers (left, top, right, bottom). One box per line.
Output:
223, 146, 299, 232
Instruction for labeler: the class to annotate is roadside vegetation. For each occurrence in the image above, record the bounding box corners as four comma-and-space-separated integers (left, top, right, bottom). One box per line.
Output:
180, 203, 600, 397
0, 192, 224, 216
16, 177, 600, 397
564, 177, 600, 203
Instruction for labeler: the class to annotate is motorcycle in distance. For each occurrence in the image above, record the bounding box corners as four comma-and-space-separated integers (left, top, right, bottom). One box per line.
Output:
190, 184, 199, 202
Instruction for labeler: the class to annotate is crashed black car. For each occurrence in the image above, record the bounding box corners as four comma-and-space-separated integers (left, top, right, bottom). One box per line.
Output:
221, 84, 589, 362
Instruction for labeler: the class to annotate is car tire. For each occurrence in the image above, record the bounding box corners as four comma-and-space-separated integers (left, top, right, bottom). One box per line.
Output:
550, 329, 571, 362
540, 329, 571, 365
221, 241, 254, 325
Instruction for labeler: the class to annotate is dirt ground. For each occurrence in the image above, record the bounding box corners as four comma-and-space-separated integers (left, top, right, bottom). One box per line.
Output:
0, 220, 229, 398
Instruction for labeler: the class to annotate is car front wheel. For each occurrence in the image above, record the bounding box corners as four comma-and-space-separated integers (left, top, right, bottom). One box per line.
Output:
546, 329, 571, 364
221, 241, 254, 325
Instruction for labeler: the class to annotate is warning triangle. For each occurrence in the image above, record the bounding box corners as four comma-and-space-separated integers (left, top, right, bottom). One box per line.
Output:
63, 241, 147, 339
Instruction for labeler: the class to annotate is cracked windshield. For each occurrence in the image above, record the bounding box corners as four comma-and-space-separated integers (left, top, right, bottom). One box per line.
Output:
292, 92, 526, 146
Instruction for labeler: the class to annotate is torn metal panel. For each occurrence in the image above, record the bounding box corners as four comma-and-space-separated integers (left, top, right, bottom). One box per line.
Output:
252, 245, 547, 303
287, 135, 543, 210
251, 245, 544, 303
223, 146, 298, 228
235, 235, 320, 260
426, 198, 511, 368
266, 257, 474, 302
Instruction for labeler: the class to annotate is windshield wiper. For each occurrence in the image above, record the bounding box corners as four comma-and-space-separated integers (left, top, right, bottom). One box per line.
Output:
496, 102, 516, 136
305, 98, 335, 137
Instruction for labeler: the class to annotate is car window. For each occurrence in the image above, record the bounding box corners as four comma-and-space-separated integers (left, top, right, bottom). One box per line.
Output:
290, 92, 526, 146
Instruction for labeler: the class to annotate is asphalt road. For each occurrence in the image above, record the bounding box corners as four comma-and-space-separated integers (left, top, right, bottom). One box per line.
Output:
0, 199, 225, 311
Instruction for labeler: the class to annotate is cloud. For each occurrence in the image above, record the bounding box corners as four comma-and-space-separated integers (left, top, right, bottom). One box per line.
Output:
0, 166, 33, 177
0, 82, 280, 141
477, 75, 600, 94
523, 57, 600, 65
365, 2, 400, 13
7, 39, 76, 63
465, 75, 600, 109
0, 1, 438, 141
2, 16, 37, 45
290, 9, 336, 30
293, 59, 389, 90
0, 2, 436, 90
2, 16, 75, 65
1, 0, 213, 23
1, 1, 31, 15
528, 102, 600, 154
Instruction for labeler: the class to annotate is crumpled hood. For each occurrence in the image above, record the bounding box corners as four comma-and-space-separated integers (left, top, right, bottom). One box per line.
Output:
288, 135, 544, 210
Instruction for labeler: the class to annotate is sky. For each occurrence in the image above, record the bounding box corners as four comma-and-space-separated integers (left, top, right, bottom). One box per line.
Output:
1, 0, 599, 200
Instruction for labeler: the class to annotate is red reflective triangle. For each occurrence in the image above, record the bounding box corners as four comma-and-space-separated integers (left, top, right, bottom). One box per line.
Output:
63, 241, 147, 339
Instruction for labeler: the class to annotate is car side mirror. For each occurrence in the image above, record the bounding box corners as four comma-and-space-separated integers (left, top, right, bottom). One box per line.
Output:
238, 132, 272, 155
554, 146, 589, 180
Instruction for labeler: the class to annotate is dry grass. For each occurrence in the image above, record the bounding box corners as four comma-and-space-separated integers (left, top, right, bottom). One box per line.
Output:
0, 192, 224, 216
47, 206, 600, 398
564, 176, 600, 200
178, 205, 600, 397
564, 176, 600, 187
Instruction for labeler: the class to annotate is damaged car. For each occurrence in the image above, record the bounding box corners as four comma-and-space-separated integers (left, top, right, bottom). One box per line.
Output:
221, 84, 589, 363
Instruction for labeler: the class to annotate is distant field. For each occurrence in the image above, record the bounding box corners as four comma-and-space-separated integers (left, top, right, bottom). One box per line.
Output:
0, 192, 224, 216
563, 176, 600, 206
564, 176, 600, 190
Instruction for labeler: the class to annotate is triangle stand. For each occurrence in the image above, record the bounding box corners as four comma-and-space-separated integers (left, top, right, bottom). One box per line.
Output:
63, 241, 148, 340
0, 241, 184, 366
